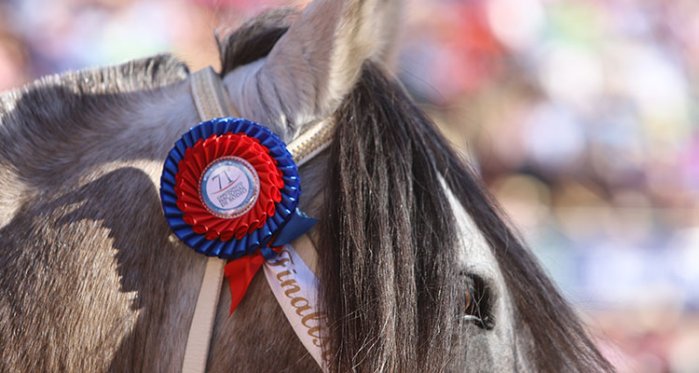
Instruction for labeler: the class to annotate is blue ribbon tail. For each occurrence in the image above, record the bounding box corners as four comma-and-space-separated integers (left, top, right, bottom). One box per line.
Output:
272, 208, 317, 247
260, 246, 278, 260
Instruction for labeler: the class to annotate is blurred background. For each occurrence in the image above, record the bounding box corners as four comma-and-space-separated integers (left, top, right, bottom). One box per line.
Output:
1, 0, 697, 371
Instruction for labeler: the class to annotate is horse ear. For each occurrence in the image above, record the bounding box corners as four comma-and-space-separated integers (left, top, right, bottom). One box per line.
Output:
223, 0, 402, 140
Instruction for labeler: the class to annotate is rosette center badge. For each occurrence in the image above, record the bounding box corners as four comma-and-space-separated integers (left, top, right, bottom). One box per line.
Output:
200, 157, 259, 219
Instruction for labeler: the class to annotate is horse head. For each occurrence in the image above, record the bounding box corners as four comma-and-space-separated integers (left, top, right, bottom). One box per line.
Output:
0, 1, 612, 372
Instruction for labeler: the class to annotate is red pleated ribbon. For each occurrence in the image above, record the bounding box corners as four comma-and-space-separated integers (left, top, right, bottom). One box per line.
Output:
223, 253, 266, 314
175, 133, 284, 241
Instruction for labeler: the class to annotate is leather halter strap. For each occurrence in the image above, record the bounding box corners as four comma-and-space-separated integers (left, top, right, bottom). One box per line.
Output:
182, 67, 236, 373
182, 67, 332, 372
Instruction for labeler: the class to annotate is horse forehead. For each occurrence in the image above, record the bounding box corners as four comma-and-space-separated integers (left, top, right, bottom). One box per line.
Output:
437, 178, 499, 274
456, 215, 498, 274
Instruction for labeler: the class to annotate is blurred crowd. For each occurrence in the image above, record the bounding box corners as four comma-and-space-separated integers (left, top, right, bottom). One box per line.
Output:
1, 0, 698, 371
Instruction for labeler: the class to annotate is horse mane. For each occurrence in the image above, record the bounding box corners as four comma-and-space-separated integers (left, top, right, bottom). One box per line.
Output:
0, 54, 188, 179
217, 8, 295, 76
0, 54, 189, 198
0, 54, 187, 117
321, 65, 615, 371
219, 10, 612, 372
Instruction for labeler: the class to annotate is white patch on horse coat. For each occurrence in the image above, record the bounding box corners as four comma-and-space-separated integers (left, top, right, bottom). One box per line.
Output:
439, 176, 532, 371
0, 171, 25, 229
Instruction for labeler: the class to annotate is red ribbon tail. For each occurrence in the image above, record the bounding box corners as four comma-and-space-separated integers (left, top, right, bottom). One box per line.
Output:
224, 253, 266, 315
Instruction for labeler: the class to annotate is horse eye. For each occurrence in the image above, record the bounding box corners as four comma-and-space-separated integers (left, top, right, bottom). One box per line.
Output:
462, 273, 494, 330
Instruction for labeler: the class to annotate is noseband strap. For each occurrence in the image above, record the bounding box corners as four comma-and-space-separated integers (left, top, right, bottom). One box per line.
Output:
182, 67, 331, 372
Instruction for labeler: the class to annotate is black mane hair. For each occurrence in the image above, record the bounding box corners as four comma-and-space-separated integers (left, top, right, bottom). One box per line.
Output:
219, 10, 613, 373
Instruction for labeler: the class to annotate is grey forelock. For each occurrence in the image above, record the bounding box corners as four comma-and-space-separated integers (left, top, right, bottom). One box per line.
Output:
218, 8, 296, 76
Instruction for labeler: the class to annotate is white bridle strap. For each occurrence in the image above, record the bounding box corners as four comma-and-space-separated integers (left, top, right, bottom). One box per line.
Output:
182, 67, 234, 373
287, 119, 335, 167
182, 67, 332, 372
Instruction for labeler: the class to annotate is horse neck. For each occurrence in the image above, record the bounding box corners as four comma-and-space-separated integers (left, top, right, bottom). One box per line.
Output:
0, 72, 318, 371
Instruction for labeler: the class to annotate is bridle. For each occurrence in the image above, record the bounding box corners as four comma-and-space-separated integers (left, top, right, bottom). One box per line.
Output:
181, 67, 333, 373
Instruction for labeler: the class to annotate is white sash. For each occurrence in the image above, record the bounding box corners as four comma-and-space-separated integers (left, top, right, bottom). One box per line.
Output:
263, 240, 325, 369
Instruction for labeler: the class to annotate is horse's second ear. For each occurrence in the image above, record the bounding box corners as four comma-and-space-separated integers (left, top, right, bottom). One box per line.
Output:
223, 0, 402, 140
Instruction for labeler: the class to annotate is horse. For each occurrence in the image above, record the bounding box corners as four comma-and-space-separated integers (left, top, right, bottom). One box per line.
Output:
0, 1, 613, 372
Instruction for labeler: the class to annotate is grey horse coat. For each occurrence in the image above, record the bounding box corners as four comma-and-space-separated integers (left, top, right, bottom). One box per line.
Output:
0, 1, 612, 372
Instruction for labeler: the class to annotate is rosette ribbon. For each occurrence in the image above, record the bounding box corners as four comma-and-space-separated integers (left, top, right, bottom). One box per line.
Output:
160, 117, 316, 312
